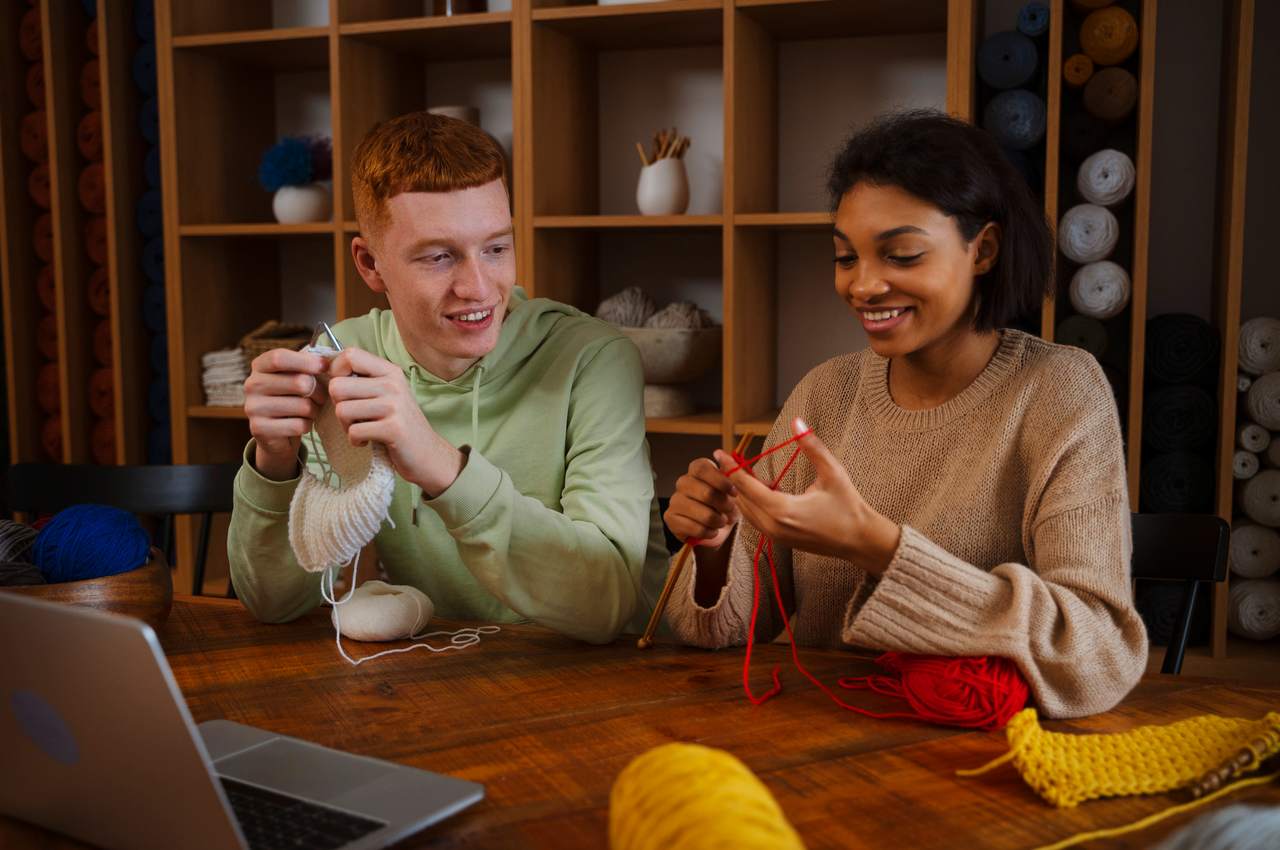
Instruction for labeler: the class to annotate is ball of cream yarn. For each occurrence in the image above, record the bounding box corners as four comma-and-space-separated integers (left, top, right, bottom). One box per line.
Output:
1077, 148, 1135, 206
644, 301, 715, 329
1246, 372, 1280, 430
1241, 469, 1280, 528
1059, 203, 1119, 263
1069, 261, 1130, 320
1238, 317, 1280, 376
1230, 523, 1280, 580
1239, 423, 1271, 454
610, 743, 805, 850
331, 581, 435, 642
597, 287, 656, 328
1228, 579, 1280, 641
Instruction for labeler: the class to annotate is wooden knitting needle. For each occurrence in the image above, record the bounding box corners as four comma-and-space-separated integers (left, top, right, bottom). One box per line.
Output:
637, 430, 756, 650
635, 141, 649, 167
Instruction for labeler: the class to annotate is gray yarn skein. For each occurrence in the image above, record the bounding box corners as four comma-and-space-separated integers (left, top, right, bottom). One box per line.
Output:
1154, 804, 1280, 850
0, 519, 38, 562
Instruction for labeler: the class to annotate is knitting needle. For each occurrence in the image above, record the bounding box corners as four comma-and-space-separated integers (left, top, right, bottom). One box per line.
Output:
637, 430, 756, 650
317, 321, 343, 352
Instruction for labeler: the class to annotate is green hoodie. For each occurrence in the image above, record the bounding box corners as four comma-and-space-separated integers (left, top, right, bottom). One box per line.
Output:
227, 288, 670, 644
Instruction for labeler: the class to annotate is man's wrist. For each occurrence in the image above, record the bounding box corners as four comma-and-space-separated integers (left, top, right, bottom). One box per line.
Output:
416, 438, 467, 499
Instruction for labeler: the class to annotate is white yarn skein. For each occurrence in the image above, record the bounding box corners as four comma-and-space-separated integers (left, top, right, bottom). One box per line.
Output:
1077, 149, 1135, 206
1069, 261, 1131, 320
332, 580, 435, 641
1227, 578, 1280, 640
1246, 372, 1280, 430
1238, 373, 1253, 393
1058, 204, 1119, 263
1234, 450, 1260, 480
1238, 422, 1271, 453
1230, 523, 1280, 580
1241, 469, 1280, 527
1238, 317, 1280, 376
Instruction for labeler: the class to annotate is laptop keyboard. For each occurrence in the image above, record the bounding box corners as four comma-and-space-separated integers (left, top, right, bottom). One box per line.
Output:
219, 776, 385, 850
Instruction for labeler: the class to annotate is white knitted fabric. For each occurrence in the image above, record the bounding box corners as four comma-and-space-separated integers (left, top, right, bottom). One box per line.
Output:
1077, 148, 1135, 207
288, 393, 397, 573
1069, 261, 1130, 320
1059, 203, 1119, 263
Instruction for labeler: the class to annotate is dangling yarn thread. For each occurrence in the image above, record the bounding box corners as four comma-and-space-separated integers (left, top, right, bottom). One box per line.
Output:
728, 430, 1030, 731
31, 504, 150, 583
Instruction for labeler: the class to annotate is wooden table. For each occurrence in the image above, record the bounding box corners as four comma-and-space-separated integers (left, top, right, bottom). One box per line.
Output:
5, 597, 1279, 849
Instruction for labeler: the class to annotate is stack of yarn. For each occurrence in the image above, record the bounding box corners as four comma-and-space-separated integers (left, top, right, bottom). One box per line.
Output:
19, 5, 60, 461
201, 348, 249, 407
977, 2, 1050, 187
1228, 317, 1280, 643
133, 0, 169, 463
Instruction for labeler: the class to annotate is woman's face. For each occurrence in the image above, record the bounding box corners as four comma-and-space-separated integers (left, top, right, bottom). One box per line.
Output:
832, 181, 997, 359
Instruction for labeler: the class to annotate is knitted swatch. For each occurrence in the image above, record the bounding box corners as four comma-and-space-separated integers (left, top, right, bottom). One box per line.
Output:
288, 378, 396, 572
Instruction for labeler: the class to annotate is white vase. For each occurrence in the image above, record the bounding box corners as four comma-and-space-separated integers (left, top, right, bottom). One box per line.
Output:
272, 182, 331, 224
636, 158, 689, 216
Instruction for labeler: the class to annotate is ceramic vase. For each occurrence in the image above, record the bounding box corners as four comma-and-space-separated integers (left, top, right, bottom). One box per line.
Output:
272, 183, 331, 224
636, 158, 689, 216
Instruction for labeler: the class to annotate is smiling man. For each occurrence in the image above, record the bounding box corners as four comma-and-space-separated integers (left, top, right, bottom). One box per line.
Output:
227, 111, 668, 643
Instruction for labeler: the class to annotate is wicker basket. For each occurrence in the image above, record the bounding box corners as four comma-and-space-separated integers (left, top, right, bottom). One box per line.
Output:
239, 320, 312, 362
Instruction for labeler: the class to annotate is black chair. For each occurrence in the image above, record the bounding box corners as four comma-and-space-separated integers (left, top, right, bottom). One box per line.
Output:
1131, 512, 1230, 675
5, 463, 241, 596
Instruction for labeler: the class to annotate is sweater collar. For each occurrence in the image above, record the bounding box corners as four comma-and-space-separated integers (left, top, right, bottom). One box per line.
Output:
863, 329, 1026, 432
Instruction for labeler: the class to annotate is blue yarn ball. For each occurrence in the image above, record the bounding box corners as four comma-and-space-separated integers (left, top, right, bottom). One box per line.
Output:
139, 97, 159, 145
142, 236, 164, 283
983, 89, 1046, 151
143, 284, 166, 334
147, 424, 171, 465
258, 137, 314, 192
977, 31, 1038, 90
137, 189, 163, 238
148, 379, 169, 423
1017, 2, 1049, 38
32, 505, 150, 584
135, 0, 155, 43
132, 44, 156, 95
144, 146, 160, 188
150, 333, 168, 375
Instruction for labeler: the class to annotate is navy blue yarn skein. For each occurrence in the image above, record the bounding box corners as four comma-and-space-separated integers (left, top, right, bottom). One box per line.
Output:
32, 505, 150, 584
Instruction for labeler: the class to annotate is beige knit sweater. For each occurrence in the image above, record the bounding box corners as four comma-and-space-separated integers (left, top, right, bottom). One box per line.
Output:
665, 330, 1148, 719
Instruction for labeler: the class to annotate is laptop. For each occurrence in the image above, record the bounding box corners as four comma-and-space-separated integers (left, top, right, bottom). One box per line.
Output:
0, 592, 484, 850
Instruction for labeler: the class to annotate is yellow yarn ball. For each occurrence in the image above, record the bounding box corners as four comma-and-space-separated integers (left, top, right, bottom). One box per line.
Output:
1081, 7, 1139, 67
609, 743, 806, 850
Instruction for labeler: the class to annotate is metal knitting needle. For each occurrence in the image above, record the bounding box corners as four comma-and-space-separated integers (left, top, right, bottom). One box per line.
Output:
315, 320, 343, 351
637, 431, 756, 650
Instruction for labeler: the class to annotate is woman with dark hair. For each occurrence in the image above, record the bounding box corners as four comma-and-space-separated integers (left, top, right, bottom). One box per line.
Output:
663, 110, 1146, 718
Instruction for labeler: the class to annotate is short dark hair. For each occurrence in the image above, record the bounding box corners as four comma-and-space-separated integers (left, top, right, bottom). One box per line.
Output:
826, 109, 1053, 332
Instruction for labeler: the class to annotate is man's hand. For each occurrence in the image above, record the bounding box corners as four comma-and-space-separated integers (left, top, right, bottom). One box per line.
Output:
243, 348, 328, 481
327, 348, 465, 497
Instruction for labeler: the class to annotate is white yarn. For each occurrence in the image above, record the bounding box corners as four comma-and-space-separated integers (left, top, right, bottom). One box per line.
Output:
1241, 469, 1280, 527
1055, 314, 1108, 357
596, 287, 656, 328
1230, 523, 1280, 580
1077, 149, 1134, 206
1239, 373, 1253, 393
1069, 261, 1131, 320
333, 580, 434, 641
1235, 450, 1260, 480
1239, 317, 1280, 375
1239, 422, 1271, 453
1154, 804, 1280, 850
1227, 578, 1280, 640
644, 301, 715, 329
1246, 372, 1280, 430
1058, 204, 1119, 263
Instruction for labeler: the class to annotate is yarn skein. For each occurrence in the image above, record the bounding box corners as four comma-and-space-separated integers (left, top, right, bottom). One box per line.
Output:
1238, 317, 1280, 375
1154, 804, 1280, 850
1239, 373, 1253, 393
1234, 450, 1260, 481
1240, 470, 1280, 527
0, 519, 39, 563
31, 505, 150, 583
609, 743, 806, 850
1055, 315, 1108, 358
1230, 523, 1280, 580
1077, 148, 1135, 207
1058, 204, 1119, 263
1239, 423, 1271, 454
1228, 579, 1280, 641
1245, 372, 1280, 430
1069, 261, 1130, 320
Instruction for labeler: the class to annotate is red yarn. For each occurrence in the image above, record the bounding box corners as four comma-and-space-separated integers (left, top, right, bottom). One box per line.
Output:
729, 431, 1030, 731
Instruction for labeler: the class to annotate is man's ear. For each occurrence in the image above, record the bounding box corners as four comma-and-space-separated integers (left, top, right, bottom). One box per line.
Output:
973, 222, 1001, 276
351, 235, 386, 294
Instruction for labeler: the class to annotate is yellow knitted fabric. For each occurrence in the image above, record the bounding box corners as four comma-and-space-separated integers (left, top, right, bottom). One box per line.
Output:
610, 743, 806, 850
961, 707, 1280, 808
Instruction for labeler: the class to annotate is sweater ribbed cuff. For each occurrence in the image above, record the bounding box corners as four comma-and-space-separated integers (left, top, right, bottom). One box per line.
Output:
842, 524, 1007, 653
235, 439, 303, 515
423, 447, 503, 530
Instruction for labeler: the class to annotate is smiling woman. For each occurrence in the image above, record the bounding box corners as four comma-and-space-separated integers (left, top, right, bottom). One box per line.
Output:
662, 110, 1148, 720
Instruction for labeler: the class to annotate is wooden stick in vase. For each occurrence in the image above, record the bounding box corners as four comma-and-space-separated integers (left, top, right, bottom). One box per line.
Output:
636, 431, 756, 650
636, 141, 649, 167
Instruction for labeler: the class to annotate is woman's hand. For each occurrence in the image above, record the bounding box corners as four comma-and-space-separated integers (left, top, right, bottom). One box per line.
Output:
718, 418, 901, 575
665, 456, 741, 550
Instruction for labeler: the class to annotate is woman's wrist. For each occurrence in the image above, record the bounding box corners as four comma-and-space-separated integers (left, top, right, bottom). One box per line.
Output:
847, 508, 900, 577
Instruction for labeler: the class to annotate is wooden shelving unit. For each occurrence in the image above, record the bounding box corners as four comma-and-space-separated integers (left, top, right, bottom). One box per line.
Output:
0, 0, 151, 468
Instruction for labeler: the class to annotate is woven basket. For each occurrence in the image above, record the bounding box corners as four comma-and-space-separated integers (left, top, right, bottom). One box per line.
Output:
239, 320, 311, 362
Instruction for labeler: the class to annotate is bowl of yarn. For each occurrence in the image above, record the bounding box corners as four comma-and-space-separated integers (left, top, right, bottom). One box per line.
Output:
596, 287, 721, 418
0, 506, 171, 631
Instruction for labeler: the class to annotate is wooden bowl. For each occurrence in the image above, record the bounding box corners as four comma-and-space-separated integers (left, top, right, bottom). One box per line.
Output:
0, 546, 172, 631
